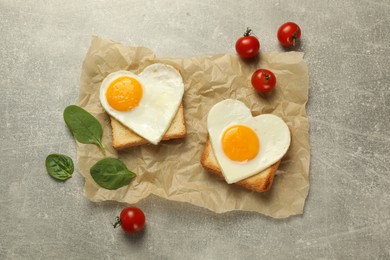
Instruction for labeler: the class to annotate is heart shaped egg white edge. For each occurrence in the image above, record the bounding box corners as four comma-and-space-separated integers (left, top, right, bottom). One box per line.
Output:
207, 99, 291, 184
99, 64, 184, 145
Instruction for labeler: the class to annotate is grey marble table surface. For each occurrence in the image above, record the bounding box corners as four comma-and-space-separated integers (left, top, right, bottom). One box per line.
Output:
1, 0, 389, 259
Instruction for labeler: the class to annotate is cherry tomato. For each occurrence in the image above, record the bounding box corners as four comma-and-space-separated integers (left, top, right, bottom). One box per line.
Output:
251, 69, 276, 93
113, 207, 145, 234
277, 22, 301, 47
235, 28, 260, 58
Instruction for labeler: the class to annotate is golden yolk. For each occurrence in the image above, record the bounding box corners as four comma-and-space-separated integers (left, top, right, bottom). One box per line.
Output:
106, 76, 143, 111
221, 125, 260, 162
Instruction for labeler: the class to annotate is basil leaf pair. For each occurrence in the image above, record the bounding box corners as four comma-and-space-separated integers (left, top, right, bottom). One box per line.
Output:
63, 106, 136, 189
45, 154, 135, 189
46, 105, 104, 181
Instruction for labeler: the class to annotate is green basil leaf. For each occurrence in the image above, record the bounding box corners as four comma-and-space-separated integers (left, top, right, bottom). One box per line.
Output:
45, 154, 74, 181
90, 158, 136, 190
63, 105, 105, 155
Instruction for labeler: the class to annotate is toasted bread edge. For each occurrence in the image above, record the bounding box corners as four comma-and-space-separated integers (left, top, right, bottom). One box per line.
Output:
111, 103, 186, 150
200, 138, 279, 193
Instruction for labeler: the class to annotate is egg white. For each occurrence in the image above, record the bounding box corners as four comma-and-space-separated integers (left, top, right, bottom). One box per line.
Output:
99, 64, 184, 145
207, 99, 291, 184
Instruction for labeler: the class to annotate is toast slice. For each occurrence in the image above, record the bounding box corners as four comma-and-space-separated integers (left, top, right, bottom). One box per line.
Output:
200, 137, 279, 192
110, 104, 186, 150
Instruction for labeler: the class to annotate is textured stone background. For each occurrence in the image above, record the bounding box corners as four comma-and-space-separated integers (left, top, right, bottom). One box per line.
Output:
1, 0, 389, 259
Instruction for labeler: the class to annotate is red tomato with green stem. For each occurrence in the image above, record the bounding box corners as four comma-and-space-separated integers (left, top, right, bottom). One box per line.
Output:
235, 28, 260, 58
277, 22, 301, 47
251, 69, 276, 93
113, 207, 145, 234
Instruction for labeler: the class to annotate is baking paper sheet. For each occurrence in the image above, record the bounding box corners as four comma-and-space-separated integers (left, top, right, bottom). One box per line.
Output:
77, 36, 310, 218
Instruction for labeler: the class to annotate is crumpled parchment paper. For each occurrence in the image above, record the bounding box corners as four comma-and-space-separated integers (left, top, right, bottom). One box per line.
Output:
76, 36, 310, 218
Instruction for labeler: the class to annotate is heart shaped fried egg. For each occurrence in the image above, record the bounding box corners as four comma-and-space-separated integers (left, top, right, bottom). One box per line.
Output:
207, 99, 291, 184
99, 63, 184, 145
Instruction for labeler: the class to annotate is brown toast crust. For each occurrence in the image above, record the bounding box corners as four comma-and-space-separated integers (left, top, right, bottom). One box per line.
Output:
110, 103, 186, 150
200, 138, 279, 192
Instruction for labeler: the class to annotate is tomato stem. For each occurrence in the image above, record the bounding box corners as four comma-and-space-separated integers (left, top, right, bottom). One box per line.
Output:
113, 216, 121, 229
244, 27, 252, 37
291, 27, 299, 47
263, 72, 270, 81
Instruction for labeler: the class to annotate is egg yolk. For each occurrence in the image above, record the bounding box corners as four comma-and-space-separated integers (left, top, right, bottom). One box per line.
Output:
221, 125, 260, 162
106, 76, 143, 111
